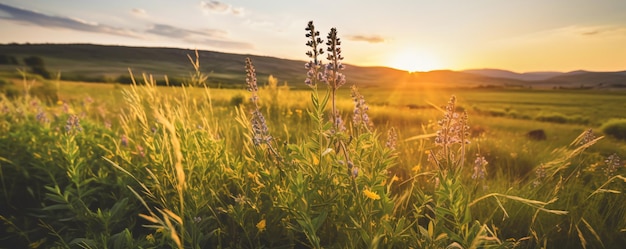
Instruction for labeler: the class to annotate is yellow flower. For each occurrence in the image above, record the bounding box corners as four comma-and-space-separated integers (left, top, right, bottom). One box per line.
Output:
146, 234, 155, 243
256, 219, 266, 232
411, 165, 421, 172
363, 189, 380, 200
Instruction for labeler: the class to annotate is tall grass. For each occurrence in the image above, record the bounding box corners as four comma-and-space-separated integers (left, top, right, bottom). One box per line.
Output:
1, 21, 625, 248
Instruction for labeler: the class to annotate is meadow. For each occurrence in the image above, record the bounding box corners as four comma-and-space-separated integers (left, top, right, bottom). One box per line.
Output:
1, 21, 625, 249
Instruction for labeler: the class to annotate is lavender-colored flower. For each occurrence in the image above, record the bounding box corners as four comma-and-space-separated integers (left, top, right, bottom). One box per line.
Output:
325, 27, 346, 89
251, 109, 272, 145
36, 109, 49, 123
245, 58, 258, 94
604, 153, 621, 178
64, 114, 82, 133
304, 21, 325, 87
472, 155, 488, 180
331, 114, 346, 134
121, 134, 128, 147
579, 128, 596, 145
386, 127, 398, 150
434, 96, 470, 147
351, 166, 359, 178
246, 58, 272, 146
351, 85, 371, 128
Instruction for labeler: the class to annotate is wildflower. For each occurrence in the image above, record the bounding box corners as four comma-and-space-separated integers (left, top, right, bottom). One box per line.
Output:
304, 21, 325, 87
36, 109, 49, 123
193, 216, 202, 223
579, 128, 596, 145
62, 102, 70, 113
246, 58, 272, 146
351, 166, 359, 178
604, 153, 621, 178
104, 120, 112, 129
347, 160, 357, 177
386, 127, 398, 150
533, 165, 546, 187
121, 134, 128, 147
146, 234, 155, 243
325, 27, 346, 89
331, 114, 346, 134
251, 110, 271, 145
245, 58, 258, 94
351, 85, 371, 128
233, 194, 247, 205
472, 155, 488, 180
363, 189, 381, 200
64, 114, 82, 133
434, 96, 470, 147
136, 144, 145, 157
256, 219, 266, 232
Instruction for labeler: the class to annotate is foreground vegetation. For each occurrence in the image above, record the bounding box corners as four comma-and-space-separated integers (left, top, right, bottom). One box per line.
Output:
1, 21, 625, 249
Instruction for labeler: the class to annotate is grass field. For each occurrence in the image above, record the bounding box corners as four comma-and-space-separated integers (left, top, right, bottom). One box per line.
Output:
1, 22, 625, 249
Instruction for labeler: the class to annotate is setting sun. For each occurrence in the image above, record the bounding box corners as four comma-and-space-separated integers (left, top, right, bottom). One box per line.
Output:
388, 49, 442, 72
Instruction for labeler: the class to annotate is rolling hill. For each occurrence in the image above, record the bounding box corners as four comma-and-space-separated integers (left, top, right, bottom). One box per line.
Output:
0, 43, 625, 89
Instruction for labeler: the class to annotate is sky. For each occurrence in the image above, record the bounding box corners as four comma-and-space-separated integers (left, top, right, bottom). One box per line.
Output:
0, 0, 625, 73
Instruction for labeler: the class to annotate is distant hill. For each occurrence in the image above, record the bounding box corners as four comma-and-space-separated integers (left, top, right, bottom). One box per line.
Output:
0, 43, 625, 89
462, 69, 562, 81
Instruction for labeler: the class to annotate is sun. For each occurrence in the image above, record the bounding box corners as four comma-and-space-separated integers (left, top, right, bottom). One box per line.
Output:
388, 49, 442, 72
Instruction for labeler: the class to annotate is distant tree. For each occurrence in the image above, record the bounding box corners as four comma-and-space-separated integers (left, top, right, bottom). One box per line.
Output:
23, 56, 51, 79
0, 54, 19, 65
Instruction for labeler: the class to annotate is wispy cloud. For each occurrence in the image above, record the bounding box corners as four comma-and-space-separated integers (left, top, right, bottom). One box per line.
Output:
200, 1, 244, 16
577, 25, 626, 37
346, 34, 386, 43
0, 3, 253, 50
0, 3, 139, 38
147, 24, 226, 38
147, 24, 253, 49
131, 8, 147, 16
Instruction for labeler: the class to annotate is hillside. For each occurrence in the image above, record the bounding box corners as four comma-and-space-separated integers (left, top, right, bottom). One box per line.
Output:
1, 43, 625, 89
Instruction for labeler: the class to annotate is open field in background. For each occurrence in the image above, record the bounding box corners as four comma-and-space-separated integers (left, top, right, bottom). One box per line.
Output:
3, 77, 625, 179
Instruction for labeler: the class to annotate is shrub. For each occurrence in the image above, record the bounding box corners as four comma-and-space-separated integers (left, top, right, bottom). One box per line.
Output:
230, 93, 244, 106
535, 112, 569, 123
601, 118, 626, 140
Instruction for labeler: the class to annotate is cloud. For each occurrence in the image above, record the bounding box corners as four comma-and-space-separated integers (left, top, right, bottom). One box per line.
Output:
146, 24, 252, 49
201, 39, 254, 49
146, 24, 225, 38
0, 3, 139, 38
346, 34, 386, 43
200, 1, 244, 16
0, 3, 252, 50
577, 25, 626, 37
131, 8, 147, 16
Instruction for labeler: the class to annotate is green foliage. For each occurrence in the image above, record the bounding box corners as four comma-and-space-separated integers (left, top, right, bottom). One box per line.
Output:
23, 56, 51, 79
601, 118, 626, 140
0, 54, 19, 65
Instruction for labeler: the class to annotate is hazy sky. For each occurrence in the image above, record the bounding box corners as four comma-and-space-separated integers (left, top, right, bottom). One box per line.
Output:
1, 0, 625, 72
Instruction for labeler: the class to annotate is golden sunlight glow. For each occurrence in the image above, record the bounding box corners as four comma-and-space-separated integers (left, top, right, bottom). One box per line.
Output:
388, 49, 442, 72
